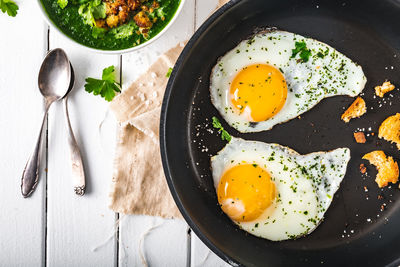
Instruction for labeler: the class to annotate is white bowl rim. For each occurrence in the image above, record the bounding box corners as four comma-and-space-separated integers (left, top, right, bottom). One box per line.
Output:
36, 0, 186, 54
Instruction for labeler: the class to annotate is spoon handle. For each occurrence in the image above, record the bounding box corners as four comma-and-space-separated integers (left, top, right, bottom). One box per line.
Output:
63, 97, 86, 196
21, 106, 49, 197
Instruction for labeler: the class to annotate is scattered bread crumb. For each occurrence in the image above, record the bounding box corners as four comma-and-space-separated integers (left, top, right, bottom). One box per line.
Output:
359, 164, 366, 174
354, 132, 366, 143
362, 150, 399, 188
378, 113, 400, 150
341, 97, 367, 123
375, 81, 395, 97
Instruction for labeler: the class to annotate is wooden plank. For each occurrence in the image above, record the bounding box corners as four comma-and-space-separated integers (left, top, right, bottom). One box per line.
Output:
46, 32, 118, 266
195, 0, 219, 30
118, 0, 196, 265
190, 234, 231, 267
119, 216, 188, 266
0, 1, 47, 266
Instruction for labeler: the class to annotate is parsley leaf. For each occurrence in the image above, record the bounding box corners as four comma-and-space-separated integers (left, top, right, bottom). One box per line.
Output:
57, 0, 68, 9
291, 41, 306, 57
212, 116, 222, 128
78, 2, 96, 26
84, 65, 121, 102
156, 7, 166, 20
299, 49, 311, 62
212, 116, 232, 142
92, 2, 106, 19
166, 67, 173, 78
110, 21, 138, 39
291, 41, 311, 63
102, 65, 116, 81
0, 0, 18, 17
78, 0, 104, 27
92, 26, 107, 39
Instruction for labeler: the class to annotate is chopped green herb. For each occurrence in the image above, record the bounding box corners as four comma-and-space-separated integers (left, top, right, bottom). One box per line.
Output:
283, 165, 288, 171
57, 0, 68, 9
84, 65, 121, 102
212, 116, 232, 142
166, 67, 173, 78
92, 26, 107, 39
109, 21, 138, 39
291, 41, 311, 62
91, 2, 106, 20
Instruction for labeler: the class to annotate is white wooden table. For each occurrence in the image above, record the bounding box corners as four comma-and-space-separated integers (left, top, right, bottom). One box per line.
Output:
0, 0, 231, 266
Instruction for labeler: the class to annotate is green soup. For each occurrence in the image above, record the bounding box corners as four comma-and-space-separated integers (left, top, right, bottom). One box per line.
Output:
40, 0, 181, 51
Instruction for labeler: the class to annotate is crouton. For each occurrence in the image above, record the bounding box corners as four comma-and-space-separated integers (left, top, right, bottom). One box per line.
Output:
105, 1, 116, 15
359, 163, 366, 174
378, 113, 400, 150
362, 150, 399, 188
152, 1, 160, 9
118, 4, 130, 23
375, 81, 395, 98
95, 19, 107, 28
106, 14, 119, 28
127, 0, 140, 10
134, 11, 153, 28
341, 97, 367, 123
354, 132, 366, 143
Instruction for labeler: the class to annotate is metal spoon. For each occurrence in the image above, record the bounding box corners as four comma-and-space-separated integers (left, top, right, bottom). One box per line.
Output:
64, 63, 86, 195
21, 48, 71, 197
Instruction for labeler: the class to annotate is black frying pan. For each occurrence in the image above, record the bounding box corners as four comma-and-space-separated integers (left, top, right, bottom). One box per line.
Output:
160, 0, 400, 266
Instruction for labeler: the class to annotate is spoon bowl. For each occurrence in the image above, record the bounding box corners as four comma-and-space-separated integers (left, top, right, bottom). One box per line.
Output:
38, 49, 71, 101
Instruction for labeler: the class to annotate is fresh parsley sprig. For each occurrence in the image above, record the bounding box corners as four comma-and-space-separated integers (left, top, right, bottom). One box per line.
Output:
84, 65, 121, 102
291, 41, 311, 63
0, 0, 18, 17
212, 116, 232, 142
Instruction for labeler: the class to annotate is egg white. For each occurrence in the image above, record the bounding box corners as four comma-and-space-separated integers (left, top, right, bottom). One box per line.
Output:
210, 30, 367, 133
211, 137, 350, 241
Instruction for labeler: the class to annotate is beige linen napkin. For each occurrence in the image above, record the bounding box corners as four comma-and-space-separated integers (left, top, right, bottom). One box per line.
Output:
109, 0, 229, 217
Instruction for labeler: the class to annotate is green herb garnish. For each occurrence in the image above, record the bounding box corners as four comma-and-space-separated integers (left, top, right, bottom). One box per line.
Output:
57, 0, 68, 9
84, 65, 121, 102
92, 26, 107, 39
78, 0, 105, 27
212, 116, 231, 142
109, 20, 138, 39
0, 0, 18, 17
166, 67, 173, 78
291, 41, 311, 63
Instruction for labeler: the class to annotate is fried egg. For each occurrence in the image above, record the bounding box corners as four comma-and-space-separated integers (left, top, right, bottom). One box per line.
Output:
211, 137, 350, 241
210, 30, 367, 133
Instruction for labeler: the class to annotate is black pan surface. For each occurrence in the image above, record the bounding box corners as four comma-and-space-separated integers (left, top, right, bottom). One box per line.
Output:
160, 0, 400, 266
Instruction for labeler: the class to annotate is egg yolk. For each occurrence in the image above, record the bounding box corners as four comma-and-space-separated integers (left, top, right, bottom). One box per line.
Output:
230, 64, 288, 122
217, 164, 276, 222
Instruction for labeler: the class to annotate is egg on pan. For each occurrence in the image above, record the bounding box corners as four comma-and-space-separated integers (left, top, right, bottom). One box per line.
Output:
211, 137, 350, 241
210, 30, 367, 133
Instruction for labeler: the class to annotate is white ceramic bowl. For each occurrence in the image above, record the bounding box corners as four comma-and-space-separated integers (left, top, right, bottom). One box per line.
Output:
36, 0, 185, 54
